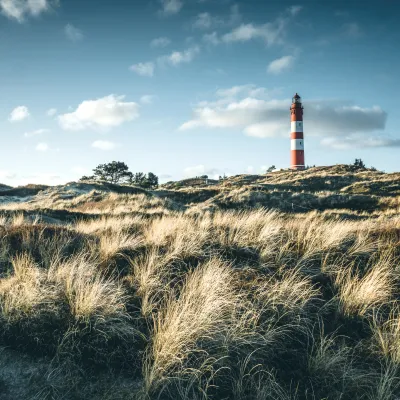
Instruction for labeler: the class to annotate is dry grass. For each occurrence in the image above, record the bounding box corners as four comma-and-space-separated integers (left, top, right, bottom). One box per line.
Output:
0, 172, 400, 399
372, 309, 400, 365
0, 254, 54, 320
255, 269, 319, 316
143, 258, 239, 394
98, 230, 143, 261
335, 253, 396, 316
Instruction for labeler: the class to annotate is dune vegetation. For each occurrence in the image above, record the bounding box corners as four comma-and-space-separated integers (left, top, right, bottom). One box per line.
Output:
0, 165, 400, 399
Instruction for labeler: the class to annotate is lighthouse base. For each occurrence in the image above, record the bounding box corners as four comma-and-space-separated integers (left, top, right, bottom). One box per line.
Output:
291, 165, 305, 171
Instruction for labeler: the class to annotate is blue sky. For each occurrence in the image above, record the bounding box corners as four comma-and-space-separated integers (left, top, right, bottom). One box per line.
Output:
0, 0, 399, 185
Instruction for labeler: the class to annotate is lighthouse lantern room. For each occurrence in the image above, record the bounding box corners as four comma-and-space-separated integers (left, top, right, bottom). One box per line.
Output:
290, 93, 305, 170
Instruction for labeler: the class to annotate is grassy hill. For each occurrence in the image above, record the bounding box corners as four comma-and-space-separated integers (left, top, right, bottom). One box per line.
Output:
0, 165, 400, 399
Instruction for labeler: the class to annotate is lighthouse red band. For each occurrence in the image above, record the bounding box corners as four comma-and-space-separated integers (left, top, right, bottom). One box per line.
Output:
290, 93, 305, 170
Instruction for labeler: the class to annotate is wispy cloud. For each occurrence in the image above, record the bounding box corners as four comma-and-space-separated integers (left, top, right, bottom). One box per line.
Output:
203, 32, 220, 45
321, 135, 400, 149
288, 5, 303, 16
222, 19, 286, 45
193, 5, 241, 31
150, 37, 171, 48
0, 0, 51, 22
92, 140, 119, 150
140, 95, 156, 105
215, 84, 272, 99
160, 0, 183, 15
158, 46, 200, 66
58, 95, 139, 131
193, 12, 213, 30
205, 7, 300, 47
46, 108, 57, 117
24, 129, 50, 138
65, 24, 84, 41
267, 55, 295, 74
130, 62, 155, 77
179, 85, 389, 149
36, 142, 49, 152
9, 106, 30, 122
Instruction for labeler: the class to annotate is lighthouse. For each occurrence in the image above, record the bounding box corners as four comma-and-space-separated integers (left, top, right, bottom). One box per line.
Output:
290, 93, 305, 170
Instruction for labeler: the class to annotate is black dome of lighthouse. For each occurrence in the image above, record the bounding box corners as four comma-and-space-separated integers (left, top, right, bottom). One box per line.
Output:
292, 93, 302, 103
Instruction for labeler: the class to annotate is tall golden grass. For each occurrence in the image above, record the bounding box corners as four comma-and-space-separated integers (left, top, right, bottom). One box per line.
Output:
0, 188, 399, 399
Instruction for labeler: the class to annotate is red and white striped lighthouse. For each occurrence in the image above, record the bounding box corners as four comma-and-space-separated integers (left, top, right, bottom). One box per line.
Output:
290, 93, 305, 170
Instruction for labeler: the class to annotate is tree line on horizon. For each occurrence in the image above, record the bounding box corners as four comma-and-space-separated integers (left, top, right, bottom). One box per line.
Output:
80, 161, 159, 188
79, 158, 372, 189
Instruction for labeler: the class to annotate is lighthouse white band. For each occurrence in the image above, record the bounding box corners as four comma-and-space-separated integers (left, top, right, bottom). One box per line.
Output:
291, 121, 303, 132
291, 139, 304, 150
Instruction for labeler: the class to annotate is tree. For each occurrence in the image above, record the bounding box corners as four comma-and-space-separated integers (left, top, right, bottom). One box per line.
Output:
266, 165, 276, 173
353, 158, 366, 169
92, 161, 133, 184
146, 172, 159, 188
127, 171, 159, 188
79, 175, 95, 182
131, 172, 146, 186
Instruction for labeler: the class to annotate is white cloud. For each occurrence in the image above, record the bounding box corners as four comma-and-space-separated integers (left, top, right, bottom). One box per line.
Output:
0, 0, 50, 22
210, 8, 300, 47
288, 5, 303, 16
65, 24, 83, 41
203, 32, 220, 45
194, 5, 241, 31
140, 95, 156, 105
58, 94, 139, 131
216, 84, 270, 99
160, 0, 183, 15
179, 86, 390, 149
222, 20, 286, 45
36, 142, 49, 152
193, 12, 213, 29
92, 140, 118, 150
321, 135, 400, 150
130, 62, 155, 77
267, 55, 295, 74
180, 97, 287, 132
9, 106, 30, 122
244, 121, 289, 138
24, 128, 49, 138
46, 108, 57, 116
150, 37, 171, 48
27, 0, 49, 15
158, 46, 200, 66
